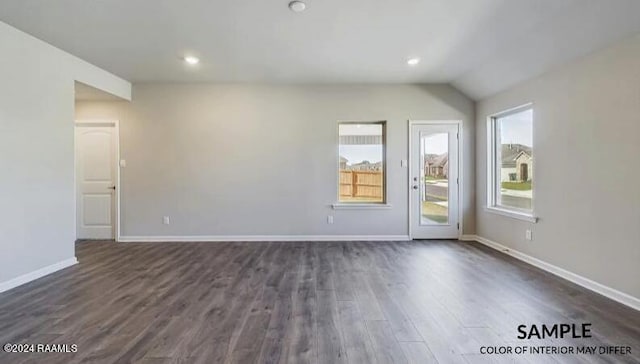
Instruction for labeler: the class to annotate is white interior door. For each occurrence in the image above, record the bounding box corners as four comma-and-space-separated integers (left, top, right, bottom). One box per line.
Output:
75, 124, 117, 239
410, 122, 460, 239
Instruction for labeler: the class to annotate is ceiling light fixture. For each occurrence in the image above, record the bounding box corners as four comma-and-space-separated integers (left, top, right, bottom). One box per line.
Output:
407, 57, 420, 66
289, 1, 306, 13
183, 56, 200, 65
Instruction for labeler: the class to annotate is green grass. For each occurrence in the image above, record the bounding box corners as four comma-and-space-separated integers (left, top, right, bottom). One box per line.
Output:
501, 181, 532, 191
422, 201, 448, 224
425, 176, 445, 181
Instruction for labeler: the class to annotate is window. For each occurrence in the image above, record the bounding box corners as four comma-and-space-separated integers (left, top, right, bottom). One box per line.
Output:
488, 105, 534, 216
338, 122, 386, 204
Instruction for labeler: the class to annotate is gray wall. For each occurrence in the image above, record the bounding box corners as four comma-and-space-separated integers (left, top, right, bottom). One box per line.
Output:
76, 84, 475, 238
0, 21, 129, 286
475, 34, 640, 298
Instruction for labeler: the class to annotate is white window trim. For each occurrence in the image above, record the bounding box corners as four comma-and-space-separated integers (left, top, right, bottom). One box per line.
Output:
486, 104, 538, 223
485, 206, 538, 223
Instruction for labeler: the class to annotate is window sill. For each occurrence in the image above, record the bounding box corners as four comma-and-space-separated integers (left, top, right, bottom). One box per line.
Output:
332, 203, 392, 210
485, 206, 538, 223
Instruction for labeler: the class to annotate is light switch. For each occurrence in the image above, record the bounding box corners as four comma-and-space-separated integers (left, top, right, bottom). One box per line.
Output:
400, 159, 408, 167
120, 159, 127, 168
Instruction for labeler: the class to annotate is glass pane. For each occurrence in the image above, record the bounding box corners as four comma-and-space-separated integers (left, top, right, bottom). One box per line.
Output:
339, 123, 384, 203
421, 132, 448, 225
496, 109, 533, 210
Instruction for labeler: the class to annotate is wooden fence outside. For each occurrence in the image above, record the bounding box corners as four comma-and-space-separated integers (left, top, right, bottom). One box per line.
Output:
339, 170, 383, 200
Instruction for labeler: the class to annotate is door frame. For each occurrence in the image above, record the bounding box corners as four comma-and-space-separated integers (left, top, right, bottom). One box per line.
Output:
407, 120, 463, 240
74, 119, 121, 242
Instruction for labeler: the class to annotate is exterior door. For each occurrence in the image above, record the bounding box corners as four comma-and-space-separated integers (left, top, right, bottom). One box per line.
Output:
75, 123, 117, 239
410, 122, 459, 239
520, 163, 528, 182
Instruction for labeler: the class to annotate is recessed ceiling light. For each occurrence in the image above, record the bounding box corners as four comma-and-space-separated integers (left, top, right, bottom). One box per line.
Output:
407, 57, 420, 66
183, 56, 200, 65
289, 1, 306, 12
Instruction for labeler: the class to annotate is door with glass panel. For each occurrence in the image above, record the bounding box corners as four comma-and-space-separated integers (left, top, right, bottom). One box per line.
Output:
409, 122, 459, 239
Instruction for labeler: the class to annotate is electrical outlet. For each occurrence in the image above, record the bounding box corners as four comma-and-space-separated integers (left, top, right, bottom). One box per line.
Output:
525, 229, 532, 241
163, 216, 170, 225
327, 215, 334, 224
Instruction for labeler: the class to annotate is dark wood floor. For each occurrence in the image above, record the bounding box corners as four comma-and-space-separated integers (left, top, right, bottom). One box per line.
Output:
0, 241, 638, 364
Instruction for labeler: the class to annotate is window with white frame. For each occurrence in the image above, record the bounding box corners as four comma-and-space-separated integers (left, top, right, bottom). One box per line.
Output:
338, 122, 386, 204
488, 105, 534, 215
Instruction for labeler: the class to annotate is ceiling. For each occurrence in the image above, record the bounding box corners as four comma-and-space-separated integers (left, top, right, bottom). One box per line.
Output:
2, 0, 640, 100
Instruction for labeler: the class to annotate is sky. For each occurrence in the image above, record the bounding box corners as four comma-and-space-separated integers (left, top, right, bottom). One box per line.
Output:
499, 108, 533, 147
339, 124, 383, 164
340, 145, 382, 164
422, 133, 448, 155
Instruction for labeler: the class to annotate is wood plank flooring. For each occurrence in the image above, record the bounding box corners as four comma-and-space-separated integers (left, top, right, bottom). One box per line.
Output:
0, 240, 638, 363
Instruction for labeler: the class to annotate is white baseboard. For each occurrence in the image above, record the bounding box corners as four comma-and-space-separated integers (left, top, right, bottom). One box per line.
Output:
118, 235, 411, 243
0, 257, 78, 294
466, 235, 640, 312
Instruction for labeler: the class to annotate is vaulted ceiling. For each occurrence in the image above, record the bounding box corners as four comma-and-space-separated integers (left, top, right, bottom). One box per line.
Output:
2, 0, 640, 100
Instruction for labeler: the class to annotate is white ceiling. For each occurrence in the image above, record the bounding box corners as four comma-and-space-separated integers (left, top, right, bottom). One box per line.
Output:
2, 0, 640, 100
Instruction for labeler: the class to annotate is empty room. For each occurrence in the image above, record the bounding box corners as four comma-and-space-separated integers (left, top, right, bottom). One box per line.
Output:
0, 0, 639, 363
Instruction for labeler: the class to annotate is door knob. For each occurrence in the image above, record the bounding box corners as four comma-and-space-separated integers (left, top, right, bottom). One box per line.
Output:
108, 186, 116, 190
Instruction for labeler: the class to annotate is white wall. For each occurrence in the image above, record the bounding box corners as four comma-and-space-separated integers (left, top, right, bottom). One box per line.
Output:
76, 84, 475, 239
0, 21, 130, 288
475, 34, 640, 299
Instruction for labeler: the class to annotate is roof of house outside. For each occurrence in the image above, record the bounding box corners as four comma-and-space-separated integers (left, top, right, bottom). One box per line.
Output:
502, 144, 531, 167
425, 153, 448, 167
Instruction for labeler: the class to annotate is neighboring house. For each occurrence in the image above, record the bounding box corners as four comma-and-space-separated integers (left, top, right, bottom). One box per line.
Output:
340, 156, 382, 171
349, 160, 382, 171
339, 156, 348, 170
424, 153, 448, 178
501, 144, 533, 182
